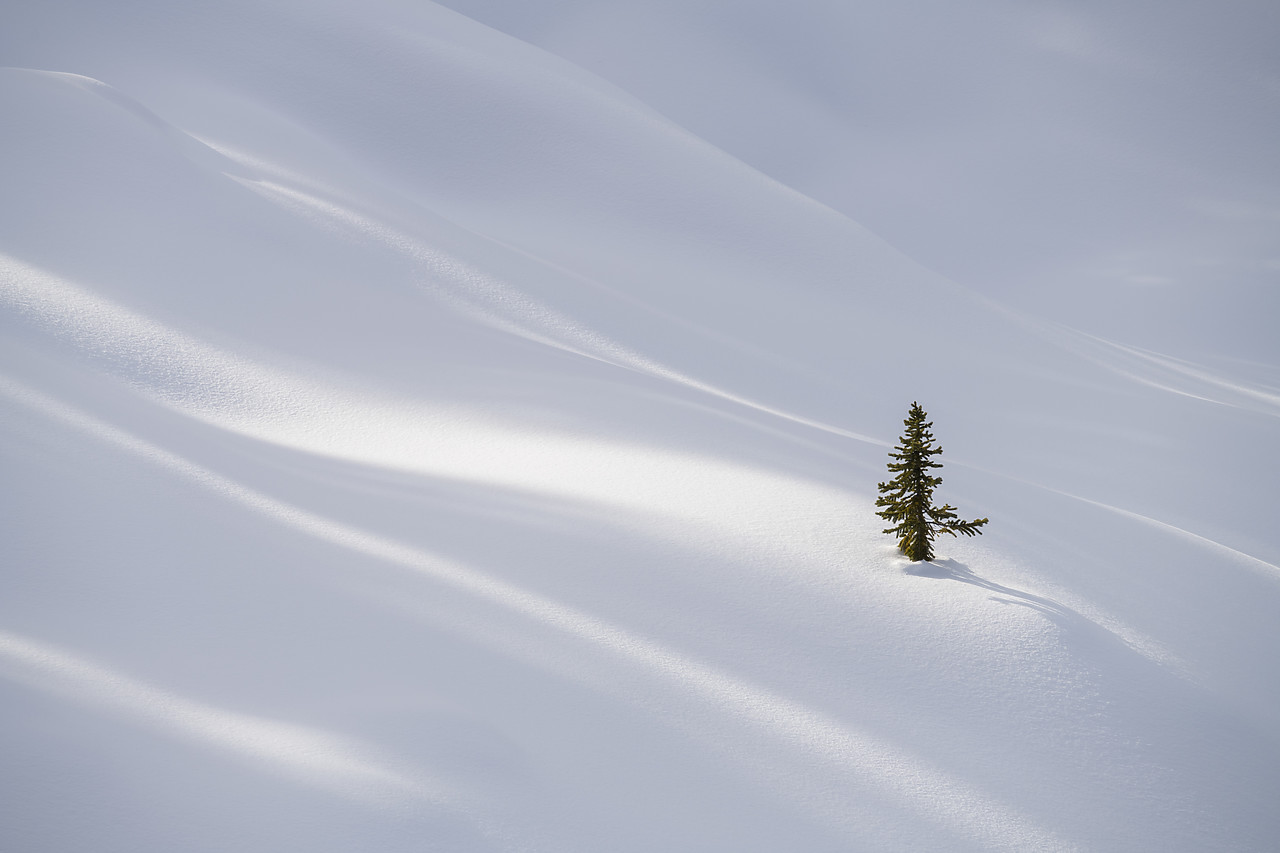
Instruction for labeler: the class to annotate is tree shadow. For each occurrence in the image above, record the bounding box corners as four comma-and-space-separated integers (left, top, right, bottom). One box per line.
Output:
903, 557, 1144, 666
906, 557, 1076, 623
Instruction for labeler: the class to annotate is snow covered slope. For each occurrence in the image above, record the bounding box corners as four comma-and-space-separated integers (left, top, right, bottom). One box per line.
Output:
434, 0, 1280, 361
2, 2, 1277, 851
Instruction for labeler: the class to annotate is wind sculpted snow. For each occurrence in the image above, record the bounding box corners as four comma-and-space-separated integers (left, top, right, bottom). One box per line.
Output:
2, 3, 1278, 851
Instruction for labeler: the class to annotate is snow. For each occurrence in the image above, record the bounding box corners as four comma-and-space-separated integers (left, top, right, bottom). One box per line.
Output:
432, 0, 1280, 361
2, 2, 1278, 851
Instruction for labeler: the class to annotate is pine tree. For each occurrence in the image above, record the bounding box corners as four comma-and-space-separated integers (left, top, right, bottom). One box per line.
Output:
875, 402, 988, 561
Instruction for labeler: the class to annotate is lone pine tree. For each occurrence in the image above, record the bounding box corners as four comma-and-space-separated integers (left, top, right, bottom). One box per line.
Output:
876, 402, 988, 561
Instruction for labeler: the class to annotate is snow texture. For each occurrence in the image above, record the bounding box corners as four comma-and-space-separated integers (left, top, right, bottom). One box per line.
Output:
1, 2, 1277, 851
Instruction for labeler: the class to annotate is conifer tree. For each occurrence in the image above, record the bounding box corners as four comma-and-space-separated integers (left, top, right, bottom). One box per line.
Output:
876, 402, 988, 561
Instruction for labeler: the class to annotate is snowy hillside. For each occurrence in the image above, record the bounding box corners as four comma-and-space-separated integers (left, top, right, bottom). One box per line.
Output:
2, 2, 1278, 851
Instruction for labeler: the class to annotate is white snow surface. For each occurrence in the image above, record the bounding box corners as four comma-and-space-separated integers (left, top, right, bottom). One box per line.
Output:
1, 3, 1278, 851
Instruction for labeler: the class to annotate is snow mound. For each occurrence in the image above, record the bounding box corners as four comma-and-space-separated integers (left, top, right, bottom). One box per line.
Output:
1, 3, 1277, 851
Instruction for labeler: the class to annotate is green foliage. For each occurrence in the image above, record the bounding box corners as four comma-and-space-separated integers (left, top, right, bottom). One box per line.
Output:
875, 402, 988, 561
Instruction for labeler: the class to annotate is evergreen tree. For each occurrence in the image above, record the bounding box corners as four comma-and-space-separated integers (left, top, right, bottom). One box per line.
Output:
876, 402, 988, 561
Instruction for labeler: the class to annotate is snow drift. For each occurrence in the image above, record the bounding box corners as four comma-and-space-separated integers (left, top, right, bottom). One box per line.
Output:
1, 2, 1277, 851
